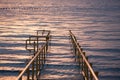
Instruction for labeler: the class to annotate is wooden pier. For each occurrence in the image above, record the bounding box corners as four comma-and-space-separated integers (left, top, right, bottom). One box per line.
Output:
17, 30, 99, 80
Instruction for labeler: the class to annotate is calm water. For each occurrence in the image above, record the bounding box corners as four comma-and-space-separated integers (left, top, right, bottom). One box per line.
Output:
0, 0, 120, 80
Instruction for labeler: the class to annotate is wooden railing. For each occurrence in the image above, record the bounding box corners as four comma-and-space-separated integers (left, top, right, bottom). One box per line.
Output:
17, 30, 51, 80
26, 30, 50, 53
17, 30, 98, 80
69, 30, 99, 80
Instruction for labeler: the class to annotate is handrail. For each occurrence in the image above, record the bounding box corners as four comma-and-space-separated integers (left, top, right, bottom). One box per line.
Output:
17, 30, 51, 80
17, 40, 49, 80
36, 30, 50, 36
69, 30, 99, 80
26, 30, 51, 53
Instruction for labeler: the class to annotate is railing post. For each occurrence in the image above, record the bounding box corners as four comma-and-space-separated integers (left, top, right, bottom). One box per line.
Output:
46, 36, 49, 51
36, 56, 38, 78
86, 57, 89, 80
34, 41, 36, 56
77, 43, 82, 67
19, 71, 22, 80
37, 36, 38, 52
41, 49, 44, 68
95, 72, 99, 79
38, 52, 40, 73
69, 30, 99, 80
83, 52, 85, 71
81, 54, 83, 70
19, 77, 22, 80
82, 52, 86, 80
17, 30, 51, 80
27, 67, 30, 80
39, 49, 42, 70
32, 61, 34, 80
90, 63, 93, 80
43, 47, 46, 64
74, 44, 76, 55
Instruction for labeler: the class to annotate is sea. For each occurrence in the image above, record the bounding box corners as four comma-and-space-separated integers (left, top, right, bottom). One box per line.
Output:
0, 0, 120, 80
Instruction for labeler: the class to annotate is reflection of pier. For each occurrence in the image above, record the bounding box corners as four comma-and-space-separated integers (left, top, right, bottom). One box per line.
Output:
17, 30, 99, 80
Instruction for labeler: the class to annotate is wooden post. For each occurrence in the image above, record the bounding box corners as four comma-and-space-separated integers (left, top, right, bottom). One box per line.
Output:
32, 61, 34, 80
27, 67, 30, 80
95, 72, 99, 79
36, 56, 38, 78
19, 77, 22, 80
38, 53, 40, 71
45, 47, 46, 63
34, 41, 36, 56
86, 57, 89, 80
83, 52, 86, 72
41, 50, 43, 68
19, 71, 22, 80
37, 36, 38, 52
25, 40, 27, 50
81, 54, 83, 71
90, 63, 93, 80
46, 36, 48, 51
43, 48, 45, 64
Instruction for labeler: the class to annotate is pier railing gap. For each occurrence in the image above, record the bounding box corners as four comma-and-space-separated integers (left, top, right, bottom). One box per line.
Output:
69, 30, 99, 80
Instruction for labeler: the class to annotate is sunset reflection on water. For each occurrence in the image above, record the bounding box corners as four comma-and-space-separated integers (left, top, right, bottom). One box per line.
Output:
0, 0, 120, 80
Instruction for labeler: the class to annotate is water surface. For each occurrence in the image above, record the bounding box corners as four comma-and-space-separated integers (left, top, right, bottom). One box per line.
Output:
0, 0, 120, 80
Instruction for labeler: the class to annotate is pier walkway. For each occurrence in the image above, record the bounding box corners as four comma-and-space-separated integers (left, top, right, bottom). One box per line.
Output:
17, 30, 99, 80
39, 34, 83, 80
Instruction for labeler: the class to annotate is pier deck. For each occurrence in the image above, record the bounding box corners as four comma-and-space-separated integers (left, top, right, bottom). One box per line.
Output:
17, 30, 99, 80
39, 35, 83, 80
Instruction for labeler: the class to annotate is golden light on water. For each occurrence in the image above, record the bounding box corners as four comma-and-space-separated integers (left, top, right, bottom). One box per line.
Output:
0, 0, 120, 80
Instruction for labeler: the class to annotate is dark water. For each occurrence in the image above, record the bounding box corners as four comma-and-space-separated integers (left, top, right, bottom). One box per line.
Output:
0, 0, 120, 80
